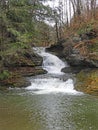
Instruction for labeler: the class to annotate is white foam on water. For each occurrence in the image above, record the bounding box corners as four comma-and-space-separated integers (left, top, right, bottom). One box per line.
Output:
34, 47, 67, 74
26, 78, 81, 95
26, 47, 82, 95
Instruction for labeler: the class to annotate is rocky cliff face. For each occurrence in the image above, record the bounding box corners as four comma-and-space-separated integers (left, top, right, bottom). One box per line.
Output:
0, 48, 46, 89
46, 29, 98, 68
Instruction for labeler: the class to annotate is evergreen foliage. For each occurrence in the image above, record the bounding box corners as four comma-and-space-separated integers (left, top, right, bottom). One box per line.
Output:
0, 0, 53, 50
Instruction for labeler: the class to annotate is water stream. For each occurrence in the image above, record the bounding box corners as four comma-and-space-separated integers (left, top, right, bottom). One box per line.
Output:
0, 47, 98, 130
26, 47, 80, 95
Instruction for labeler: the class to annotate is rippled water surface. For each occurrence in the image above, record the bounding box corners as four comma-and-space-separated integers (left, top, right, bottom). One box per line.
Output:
0, 92, 98, 130
0, 47, 98, 130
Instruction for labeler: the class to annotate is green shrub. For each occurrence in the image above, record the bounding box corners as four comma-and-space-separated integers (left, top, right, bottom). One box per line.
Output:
0, 70, 10, 80
77, 23, 93, 35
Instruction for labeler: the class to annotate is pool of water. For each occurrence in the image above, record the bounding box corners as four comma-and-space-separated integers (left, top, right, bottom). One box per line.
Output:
0, 47, 98, 130
0, 91, 98, 130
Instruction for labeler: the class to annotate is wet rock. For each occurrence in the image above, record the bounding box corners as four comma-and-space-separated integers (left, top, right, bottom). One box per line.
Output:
11, 78, 31, 88
62, 67, 84, 74
65, 52, 98, 68
8, 67, 47, 77
46, 44, 64, 58
0, 76, 31, 88
67, 54, 84, 66
0, 66, 47, 89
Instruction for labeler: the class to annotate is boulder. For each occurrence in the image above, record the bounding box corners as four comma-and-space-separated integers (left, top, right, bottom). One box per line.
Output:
65, 52, 98, 68
62, 66, 84, 74
46, 44, 64, 57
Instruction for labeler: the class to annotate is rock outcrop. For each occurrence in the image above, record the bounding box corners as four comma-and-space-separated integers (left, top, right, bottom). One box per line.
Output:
0, 48, 46, 89
46, 29, 98, 68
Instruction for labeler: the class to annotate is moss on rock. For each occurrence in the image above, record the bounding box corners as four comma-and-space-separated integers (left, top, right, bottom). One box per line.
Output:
75, 69, 98, 95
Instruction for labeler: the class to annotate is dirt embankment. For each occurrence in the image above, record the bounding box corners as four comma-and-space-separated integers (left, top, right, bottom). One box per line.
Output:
75, 69, 98, 96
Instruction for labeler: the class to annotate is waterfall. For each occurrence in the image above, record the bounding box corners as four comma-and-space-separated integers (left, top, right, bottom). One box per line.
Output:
26, 47, 82, 95
34, 47, 68, 74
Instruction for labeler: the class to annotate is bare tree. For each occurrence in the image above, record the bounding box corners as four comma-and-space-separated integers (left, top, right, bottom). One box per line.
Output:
91, 0, 97, 18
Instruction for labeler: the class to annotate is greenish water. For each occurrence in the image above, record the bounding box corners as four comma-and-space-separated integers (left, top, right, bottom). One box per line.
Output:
1, 48, 98, 130
0, 90, 98, 130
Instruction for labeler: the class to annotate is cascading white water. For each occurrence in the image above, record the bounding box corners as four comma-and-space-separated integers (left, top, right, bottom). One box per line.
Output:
34, 47, 67, 74
26, 47, 82, 95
